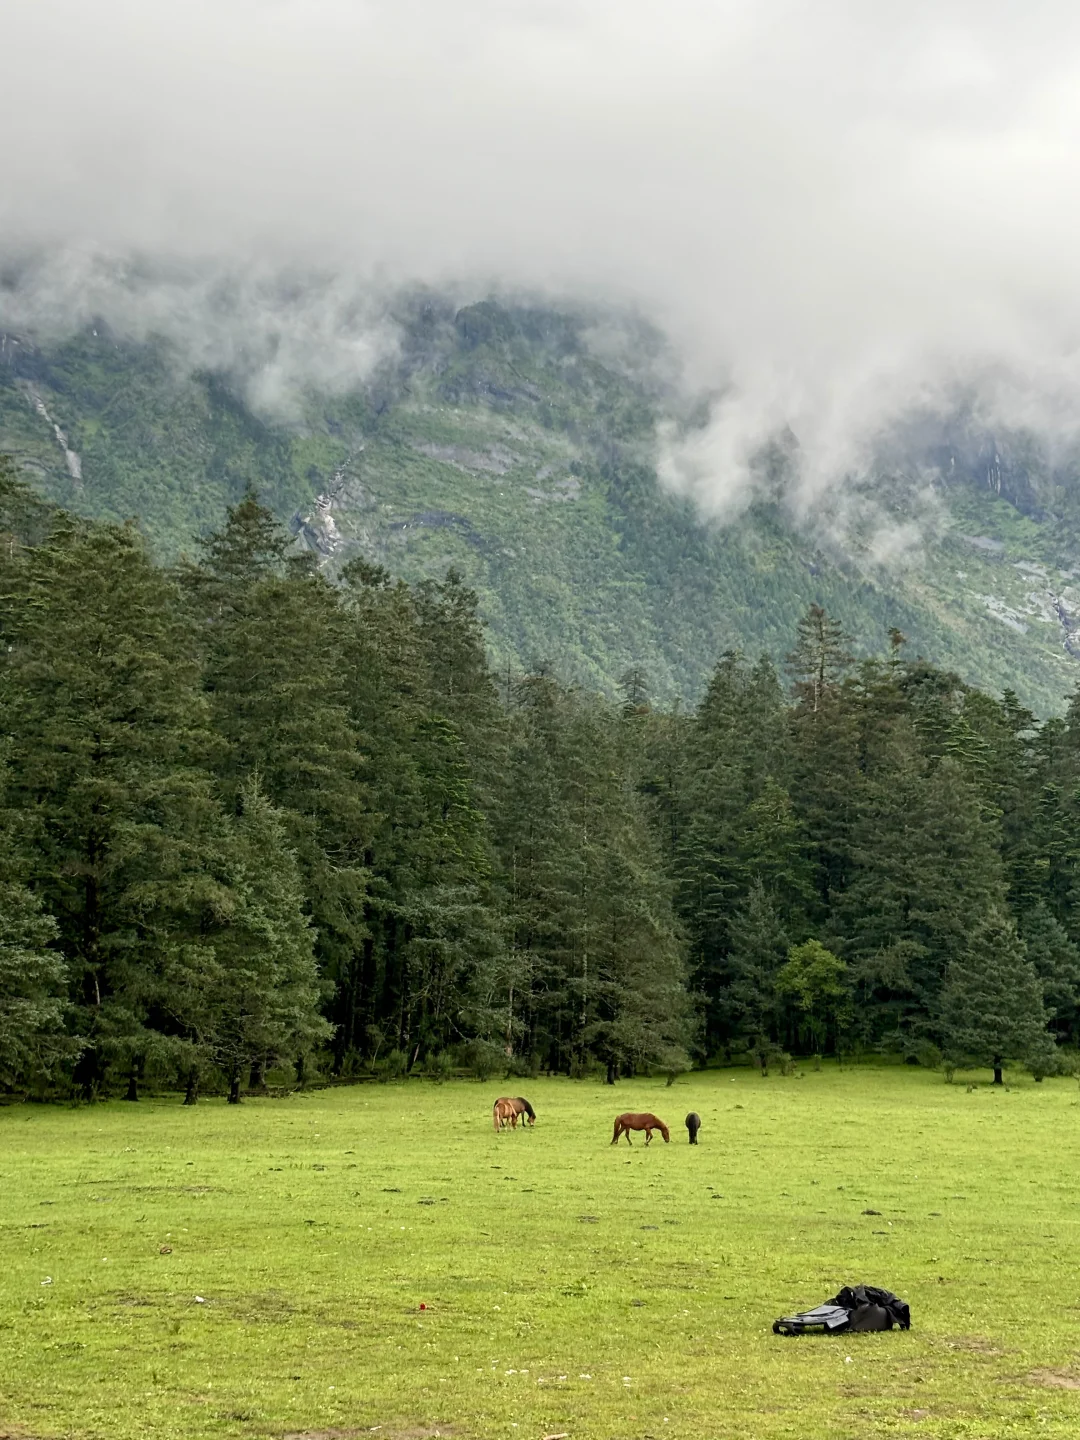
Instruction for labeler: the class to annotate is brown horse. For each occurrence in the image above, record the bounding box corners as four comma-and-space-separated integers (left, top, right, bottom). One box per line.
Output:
611, 1112, 670, 1146
493, 1096, 536, 1130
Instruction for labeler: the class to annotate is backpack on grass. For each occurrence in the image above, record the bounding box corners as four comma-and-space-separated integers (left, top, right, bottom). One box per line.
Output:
772, 1284, 910, 1336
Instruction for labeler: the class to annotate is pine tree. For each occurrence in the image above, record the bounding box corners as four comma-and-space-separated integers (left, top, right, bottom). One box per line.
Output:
163, 780, 330, 1103
182, 494, 371, 1031
0, 457, 55, 553
334, 561, 504, 1069
212, 781, 329, 1102
787, 604, 853, 715
0, 875, 68, 1091
0, 515, 225, 1096
724, 879, 790, 1067
837, 718, 1008, 1049
941, 913, 1054, 1083
491, 673, 690, 1076
674, 651, 806, 1051
787, 610, 859, 915
1021, 901, 1080, 1043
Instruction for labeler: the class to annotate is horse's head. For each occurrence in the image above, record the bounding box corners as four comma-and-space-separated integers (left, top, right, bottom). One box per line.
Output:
660, 1123, 671, 1143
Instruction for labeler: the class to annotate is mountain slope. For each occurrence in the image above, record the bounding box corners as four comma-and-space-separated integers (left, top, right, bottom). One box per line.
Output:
3, 298, 1080, 712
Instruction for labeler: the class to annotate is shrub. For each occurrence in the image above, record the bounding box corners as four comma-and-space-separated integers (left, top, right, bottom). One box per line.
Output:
459, 1040, 502, 1081
505, 1052, 538, 1079
425, 1051, 454, 1085
375, 1048, 409, 1083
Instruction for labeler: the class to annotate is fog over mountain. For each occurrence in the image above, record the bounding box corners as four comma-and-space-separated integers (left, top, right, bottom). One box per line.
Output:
6, 1, 1080, 518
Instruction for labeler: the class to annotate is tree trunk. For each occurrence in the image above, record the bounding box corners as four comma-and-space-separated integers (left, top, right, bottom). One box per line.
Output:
124, 1053, 145, 1101
227, 1068, 242, 1104
73, 1044, 104, 1103
295, 1053, 306, 1088
606, 1059, 616, 1085
249, 1056, 267, 1093
992, 1058, 1004, 1085
183, 1066, 200, 1106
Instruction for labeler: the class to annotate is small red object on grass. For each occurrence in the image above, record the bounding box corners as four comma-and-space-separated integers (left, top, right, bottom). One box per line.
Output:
419, 1303, 426, 1310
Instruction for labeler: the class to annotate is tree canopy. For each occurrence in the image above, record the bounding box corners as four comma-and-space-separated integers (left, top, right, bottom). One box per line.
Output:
0, 459, 1072, 1096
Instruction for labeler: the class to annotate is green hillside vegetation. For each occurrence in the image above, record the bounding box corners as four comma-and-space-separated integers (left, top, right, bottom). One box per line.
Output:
3, 296, 1080, 712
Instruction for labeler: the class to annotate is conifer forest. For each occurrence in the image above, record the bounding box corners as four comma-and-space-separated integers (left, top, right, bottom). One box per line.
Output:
3, 457, 1079, 1102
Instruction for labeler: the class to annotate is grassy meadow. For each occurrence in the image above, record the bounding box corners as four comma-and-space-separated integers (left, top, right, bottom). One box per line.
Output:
2, 1065, 1080, 1440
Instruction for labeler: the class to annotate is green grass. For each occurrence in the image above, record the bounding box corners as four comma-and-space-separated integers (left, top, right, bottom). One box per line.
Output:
3, 1067, 1080, 1440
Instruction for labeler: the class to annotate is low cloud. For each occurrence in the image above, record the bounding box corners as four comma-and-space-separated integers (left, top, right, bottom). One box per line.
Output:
0, 252, 398, 420
5, 1, 1080, 520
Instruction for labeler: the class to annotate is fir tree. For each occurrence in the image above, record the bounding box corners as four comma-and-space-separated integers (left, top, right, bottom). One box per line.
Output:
0, 516, 225, 1096
837, 689, 1007, 1048
787, 604, 853, 715
183, 495, 371, 1029
0, 876, 68, 1091
1021, 901, 1080, 1043
941, 913, 1054, 1083
171, 780, 330, 1103
787, 611, 859, 915
724, 879, 790, 1067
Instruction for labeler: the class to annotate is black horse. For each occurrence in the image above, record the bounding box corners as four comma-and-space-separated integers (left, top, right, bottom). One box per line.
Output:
685, 1112, 701, 1144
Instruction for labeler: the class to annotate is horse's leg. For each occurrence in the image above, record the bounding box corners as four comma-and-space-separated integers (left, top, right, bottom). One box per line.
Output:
645, 1128, 652, 1145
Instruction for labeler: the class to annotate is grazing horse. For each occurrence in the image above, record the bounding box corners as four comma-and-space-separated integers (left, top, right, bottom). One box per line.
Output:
493, 1096, 536, 1130
513, 1096, 536, 1126
611, 1112, 670, 1146
685, 1112, 701, 1144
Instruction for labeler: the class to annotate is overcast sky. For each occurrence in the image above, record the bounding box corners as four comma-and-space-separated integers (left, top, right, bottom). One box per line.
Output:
6, 0, 1080, 510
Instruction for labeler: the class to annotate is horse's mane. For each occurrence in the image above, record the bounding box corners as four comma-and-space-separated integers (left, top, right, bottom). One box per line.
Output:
516, 1097, 535, 1119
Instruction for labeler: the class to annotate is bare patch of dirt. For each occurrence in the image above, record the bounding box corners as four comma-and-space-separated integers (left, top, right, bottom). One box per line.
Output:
282, 1431, 368, 1439
284, 1429, 454, 1440
1027, 1369, 1080, 1389
945, 1336, 1006, 1355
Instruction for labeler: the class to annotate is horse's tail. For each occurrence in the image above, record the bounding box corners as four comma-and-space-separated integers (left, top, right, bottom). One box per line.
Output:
612, 1117, 622, 1144
517, 1097, 535, 1121
493, 1102, 502, 1131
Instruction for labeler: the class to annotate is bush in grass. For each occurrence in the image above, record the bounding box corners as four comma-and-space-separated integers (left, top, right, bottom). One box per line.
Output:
375, 1048, 409, 1083
745, 1037, 788, 1076
459, 1040, 502, 1081
505, 1052, 539, 1079
425, 1051, 454, 1084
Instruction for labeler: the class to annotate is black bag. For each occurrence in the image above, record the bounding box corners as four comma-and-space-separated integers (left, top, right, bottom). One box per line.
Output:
773, 1284, 910, 1336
